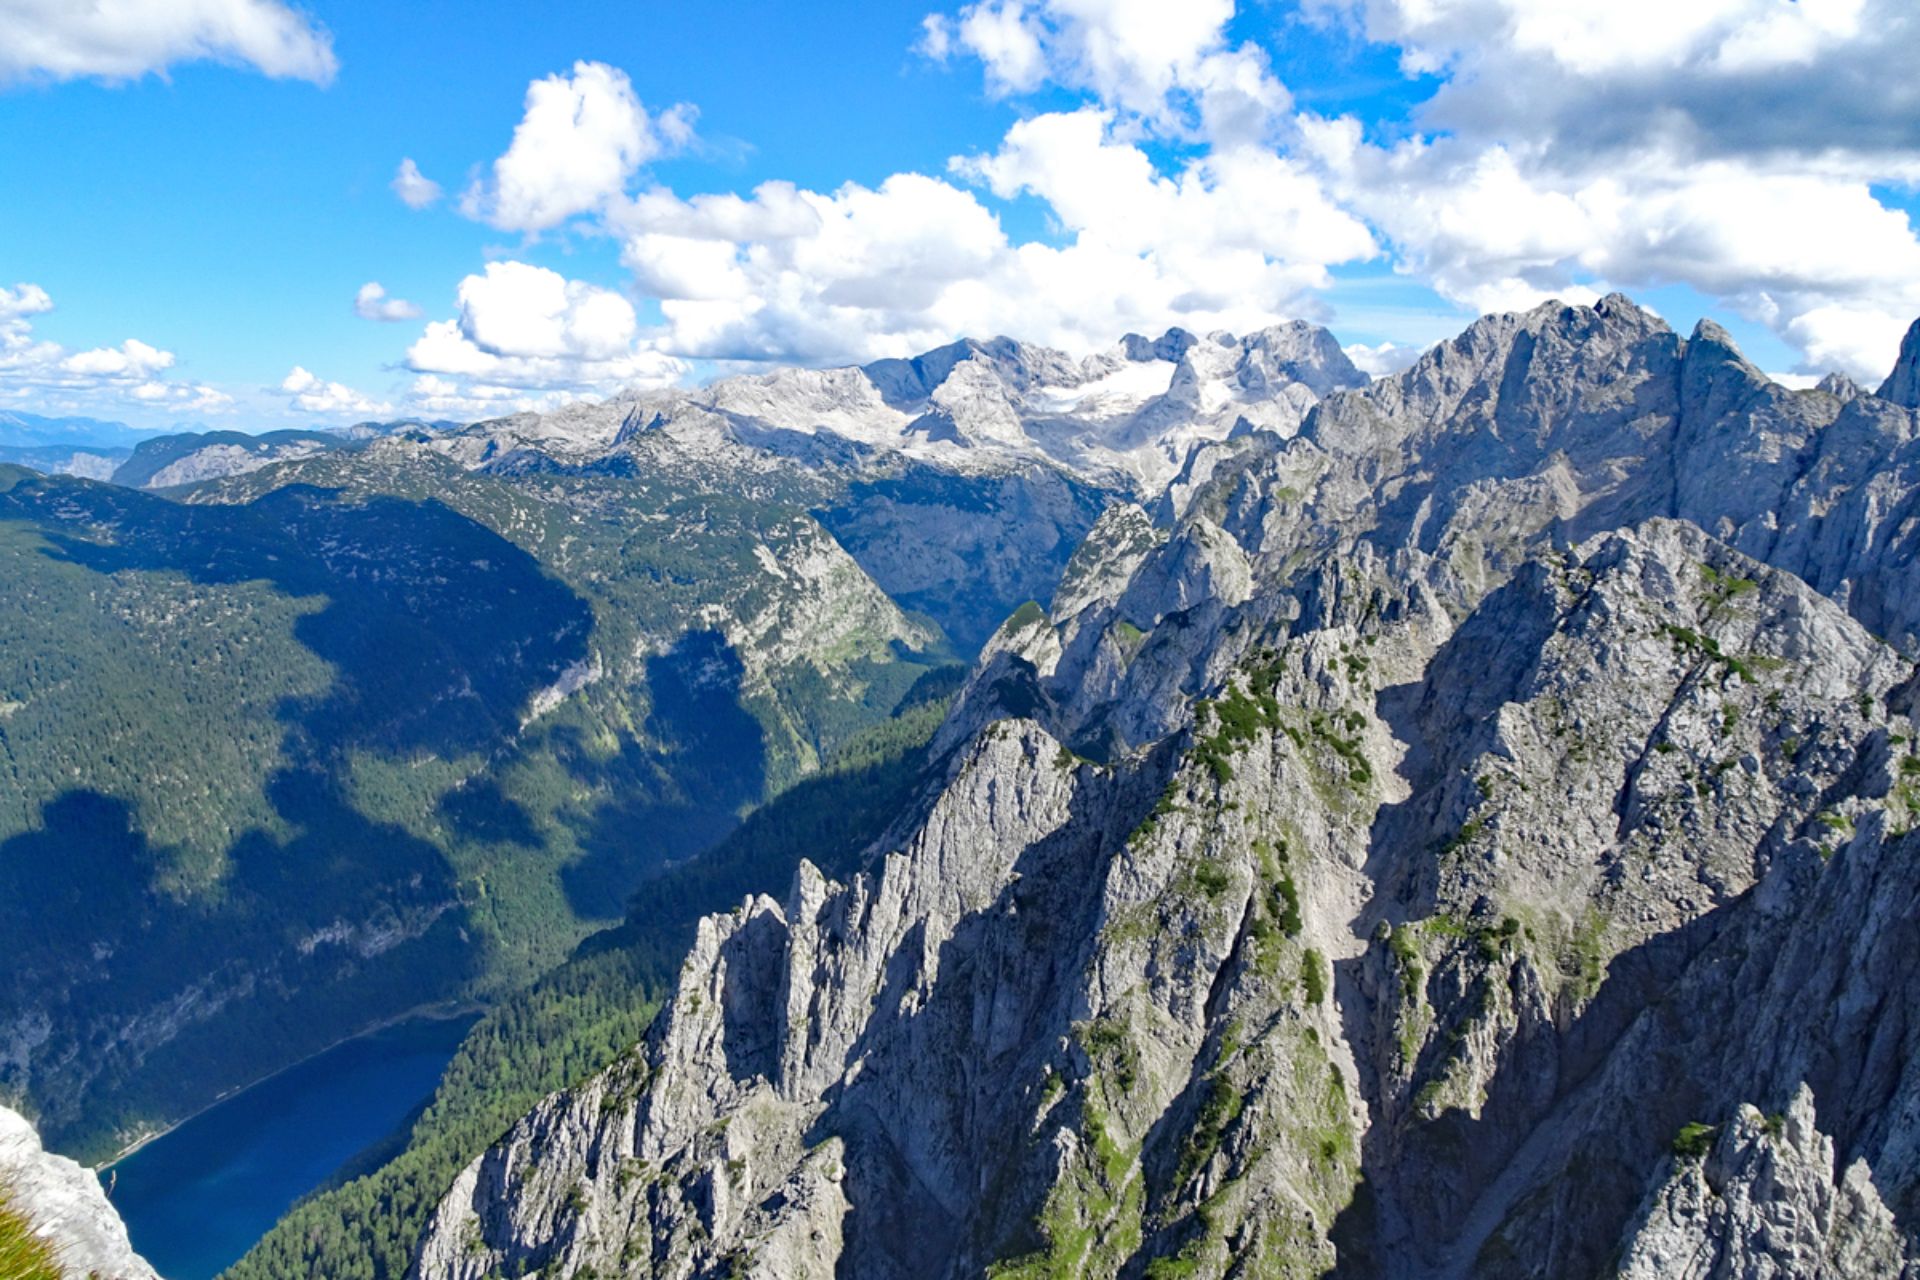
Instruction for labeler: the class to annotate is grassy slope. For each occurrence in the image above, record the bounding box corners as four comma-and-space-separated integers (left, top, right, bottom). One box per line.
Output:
0, 1183, 62, 1280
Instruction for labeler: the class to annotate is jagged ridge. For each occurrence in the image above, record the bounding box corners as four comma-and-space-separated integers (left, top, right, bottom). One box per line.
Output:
410, 294, 1920, 1279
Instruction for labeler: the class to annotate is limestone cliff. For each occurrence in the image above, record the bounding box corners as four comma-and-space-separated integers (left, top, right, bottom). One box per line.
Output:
0, 1105, 157, 1280
414, 296, 1920, 1278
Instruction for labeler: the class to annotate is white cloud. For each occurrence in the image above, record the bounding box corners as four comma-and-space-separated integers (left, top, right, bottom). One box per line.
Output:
0, 0, 336, 86
924, 0, 1289, 144
0, 282, 231, 414
391, 158, 442, 210
1343, 340, 1423, 377
385, 4, 1920, 398
402, 373, 589, 420
944, 3, 1048, 95
1311, 0, 1913, 162
1781, 303, 1917, 384
916, 13, 956, 62
385, 28, 1364, 392
354, 281, 423, 322
59, 338, 175, 378
603, 108, 1371, 365
453, 260, 638, 360
958, 109, 1370, 269
1299, 125, 1610, 315
461, 61, 696, 233
0, 282, 52, 321
404, 261, 685, 399
280, 366, 392, 416
1306, 121, 1920, 378
1766, 371, 1823, 390
1295, 0, 1920, 380
908, 0, 1920, 380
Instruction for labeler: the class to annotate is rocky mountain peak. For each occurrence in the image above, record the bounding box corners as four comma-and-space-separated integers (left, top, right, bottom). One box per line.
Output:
1117, 328, 1200, 364
1617, 1087, 1911, 1278
1303, 293, 1681, 470
1686, 315, 1741, 351
398, 292, 1920, 1280
1678, 313, 1774, 418
863, 335, 1080, 406
1818, 371, 1863, 401
1879, 316, 1920, 408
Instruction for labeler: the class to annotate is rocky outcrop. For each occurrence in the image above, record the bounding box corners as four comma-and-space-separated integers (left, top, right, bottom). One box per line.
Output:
1880, 318, 1920, 409
416, 720, 1106, 1279
413, 296, 1920, 1280
0, 1105, 157, 1279
418, 510, 1920, 1279
1617, 1088, 1913, 1280
109, 428, 357, 490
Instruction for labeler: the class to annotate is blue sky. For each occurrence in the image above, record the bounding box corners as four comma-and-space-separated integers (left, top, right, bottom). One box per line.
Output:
2, 0, 1917, 428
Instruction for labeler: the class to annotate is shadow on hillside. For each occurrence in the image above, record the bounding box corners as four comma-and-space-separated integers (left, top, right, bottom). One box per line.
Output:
786, 738, 1180, 1279
560, 629, 768, 919
32, 482, 594, 759
0, 780, 479, 1152
7, 475, 781, 934
1320, 574, 1751, 1275
0, 476, 798, 1150
0, 478, 600, 1147
1319, 901, 1737, 1279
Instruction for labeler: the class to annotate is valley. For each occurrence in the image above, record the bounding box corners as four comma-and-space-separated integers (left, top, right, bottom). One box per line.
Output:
8, 4, 1920, 1274
6, 298, 1920, 1278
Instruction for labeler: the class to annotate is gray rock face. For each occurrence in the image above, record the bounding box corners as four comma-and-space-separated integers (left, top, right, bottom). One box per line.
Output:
845, 323, 1366, 490
1618, 1088, 1913, 1280
109, 428, 358, 490
1881, 319, 1920, 409
0, 446, 127, 480
411, 323, 1361, 650
414, 297, 1920, 1279
0, 1105, 158, 1279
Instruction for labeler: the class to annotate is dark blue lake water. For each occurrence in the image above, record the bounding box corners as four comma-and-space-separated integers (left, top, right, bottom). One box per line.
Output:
100, 1013, 477, 1280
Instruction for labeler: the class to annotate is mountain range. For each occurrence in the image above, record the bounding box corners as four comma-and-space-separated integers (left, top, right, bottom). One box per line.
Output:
2, 319, 1357, 1172
5, 294, 1920, 1278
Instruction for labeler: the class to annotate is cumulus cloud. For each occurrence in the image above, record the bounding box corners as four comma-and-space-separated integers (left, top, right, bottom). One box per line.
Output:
461, 61, 696, 233
912, 0, 1920, 379
450, 260, 637, 360
924, 0, 1289, 144
1314, 0, 1919, 168
0, 282, 230, 414
404, 261, 685, 398
1342, 340, 1424, 377
354, 281, 423, 322
0, 282, 51, 321
1293, 0, 1920, 379
402, 33, 1366, 391
59, 338, 175, 378
957, 109, 1370, 270
0, 0, 336, 86
601, 106, 1372, 365
391, 158, 442, 209
281, 366, 392, 415
1766, 371, 1823, 390
394, 4, 1920, 398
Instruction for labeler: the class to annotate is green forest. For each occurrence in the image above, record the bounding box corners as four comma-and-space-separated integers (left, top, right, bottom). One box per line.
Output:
0, 452, 949, 1161
224, 683, 958, 1280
